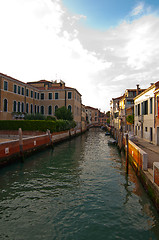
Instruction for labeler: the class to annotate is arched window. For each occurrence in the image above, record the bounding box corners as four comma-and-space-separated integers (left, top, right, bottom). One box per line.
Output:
21, 102, 24, 113
13, 100, 17, 112
48, 106, 52, 115
26, 103, 29, 113
30, 104, 33, 114
41, 106, 44, 115
68, 105, 72, 112
18, 102, 21, 112
55, 105, 58, 112
34, 105, 37, 114
3, 99, 7, 112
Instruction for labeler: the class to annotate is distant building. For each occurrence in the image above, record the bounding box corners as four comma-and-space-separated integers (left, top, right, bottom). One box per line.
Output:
81, 104, 87, 131
0, 73, 82, 127
110, 85, 145, 133
110, 96, 122, 130
98, 111, 109, 125
85, 106, 99, 125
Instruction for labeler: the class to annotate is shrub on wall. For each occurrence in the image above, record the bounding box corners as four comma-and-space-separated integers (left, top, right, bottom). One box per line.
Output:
126, 115, 134, 124
0, 120, 76, 133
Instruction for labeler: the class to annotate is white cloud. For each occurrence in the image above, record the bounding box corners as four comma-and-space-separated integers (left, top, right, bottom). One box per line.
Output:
0, 0, 159, 112
131, 2, 144, 16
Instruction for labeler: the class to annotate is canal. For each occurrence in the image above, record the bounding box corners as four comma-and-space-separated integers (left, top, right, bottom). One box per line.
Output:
0, 129, 159, 240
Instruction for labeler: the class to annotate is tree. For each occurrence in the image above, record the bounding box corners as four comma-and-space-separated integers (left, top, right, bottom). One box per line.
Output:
55, 106, 73, 121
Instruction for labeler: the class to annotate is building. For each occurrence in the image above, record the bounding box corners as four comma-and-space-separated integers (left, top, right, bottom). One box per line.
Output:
110, 96, 122, 130
154, 82, 159, 145
118, 85, 145, 132
134, 83, 156, 143
81, 104, 87, 131
85, 106, 99, 125
0, 73, 82, 127
98, 111, 109, 125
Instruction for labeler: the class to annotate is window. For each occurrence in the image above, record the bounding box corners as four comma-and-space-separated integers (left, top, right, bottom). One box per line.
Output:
18, 102, 21, 112
55, 92, 58, 99
138, 126, 140, 130
145, 127, 148, 132
41, 106, 44, 115
68, 105, 72, 112
35, 92, 37, 99
31, 91, 33, 98
68, 92, 72, 99
22, 87, 24, 96
137, 104, 140, 116
26, 89, 29, 97
41, 93, 44, 100
31, 104, 33, 114
127, 100, 133, 105
37, 106, 39, 113
21, 102, 24, 113
55, 105, 58, 112
18, 86, 21, 94
150, 98, 153, 114
49, 93, 52, 100
37, 93, 39, 99
4, 81, 8, 91
48, 106, 52, 115
14, 84, 17, 93
26, 103, 29, 113
13, 101, 17, 112
34, 105, 37, 114
143, 100, 148, 115
3, 99, 7, 112
135, 105, 137, 116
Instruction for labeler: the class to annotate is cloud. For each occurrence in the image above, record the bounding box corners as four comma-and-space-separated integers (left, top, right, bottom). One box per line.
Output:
130, 2, 144, 16
0, 0, 159, 112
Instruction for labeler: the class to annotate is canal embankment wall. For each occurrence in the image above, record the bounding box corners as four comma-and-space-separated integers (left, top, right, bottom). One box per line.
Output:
107, 126, 159, 211
0, 127, 87, 167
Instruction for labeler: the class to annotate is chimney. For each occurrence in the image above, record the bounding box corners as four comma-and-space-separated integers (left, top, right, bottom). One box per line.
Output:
136, 84, 140, 96
150, 83, 154, 86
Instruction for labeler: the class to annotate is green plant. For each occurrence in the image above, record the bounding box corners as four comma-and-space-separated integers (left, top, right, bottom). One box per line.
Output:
24, 113, 46, 120
0, 120, 76, 133
126, 115, 134, 124
55, 106, 73, 121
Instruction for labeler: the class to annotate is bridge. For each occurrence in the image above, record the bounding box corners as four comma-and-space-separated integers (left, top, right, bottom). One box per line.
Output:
87, 123, 107, 129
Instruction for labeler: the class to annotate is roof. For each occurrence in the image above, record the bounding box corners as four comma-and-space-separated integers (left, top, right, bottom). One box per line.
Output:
0, 72, 25, 85
134, 83, 156, 100
85, 106, 99, 111
27, 80, 51, 84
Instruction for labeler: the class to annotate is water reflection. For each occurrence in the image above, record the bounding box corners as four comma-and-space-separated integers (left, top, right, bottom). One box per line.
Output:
0, 129, 159, 240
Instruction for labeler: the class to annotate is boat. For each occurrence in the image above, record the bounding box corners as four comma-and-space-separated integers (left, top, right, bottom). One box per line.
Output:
108, 139, 117, 145
105, 132, 110, 136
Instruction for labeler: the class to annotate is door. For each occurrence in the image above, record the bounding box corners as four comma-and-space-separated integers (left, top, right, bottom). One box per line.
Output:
150, 127, 153, 142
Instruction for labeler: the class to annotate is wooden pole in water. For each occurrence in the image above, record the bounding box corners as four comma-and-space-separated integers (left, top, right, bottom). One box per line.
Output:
19, 128, 24, 162
47, 129, 53, 149
125, 133, 129, 174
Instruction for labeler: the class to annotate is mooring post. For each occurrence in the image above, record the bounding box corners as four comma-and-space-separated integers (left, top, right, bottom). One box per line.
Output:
47, 129, 53, 148
125, 133, 129, 174
19, 128, 24, 162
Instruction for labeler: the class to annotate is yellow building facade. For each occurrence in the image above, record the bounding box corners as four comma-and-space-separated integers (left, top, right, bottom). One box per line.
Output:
0, 73, 82, 127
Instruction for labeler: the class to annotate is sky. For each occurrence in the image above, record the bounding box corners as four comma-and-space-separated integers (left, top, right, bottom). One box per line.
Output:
1, 0, 159, 112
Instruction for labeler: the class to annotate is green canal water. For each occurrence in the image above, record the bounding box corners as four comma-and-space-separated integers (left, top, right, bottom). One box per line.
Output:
0, 129, 159, 240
